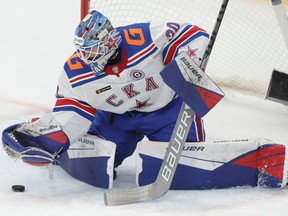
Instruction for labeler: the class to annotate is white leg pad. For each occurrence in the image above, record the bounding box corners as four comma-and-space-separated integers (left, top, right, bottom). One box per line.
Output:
57, 133, 116, 189
136, 138, 287, 189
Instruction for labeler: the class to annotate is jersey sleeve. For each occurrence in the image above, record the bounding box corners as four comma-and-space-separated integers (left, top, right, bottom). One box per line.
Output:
161, 23, 209, 67
52, 56, 96, 143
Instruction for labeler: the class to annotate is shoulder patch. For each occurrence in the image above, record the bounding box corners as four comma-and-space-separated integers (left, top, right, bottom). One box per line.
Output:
117, 23, 159, 68
64, 53, 108, 88
162, 25, 209, 65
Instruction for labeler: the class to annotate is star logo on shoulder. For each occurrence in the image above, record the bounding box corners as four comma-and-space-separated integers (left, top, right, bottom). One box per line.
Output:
187, 47, 198, 58
104, 30, 122, 49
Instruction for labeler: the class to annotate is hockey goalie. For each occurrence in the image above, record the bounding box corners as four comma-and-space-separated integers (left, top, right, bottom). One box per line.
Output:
2, 9, 287, 191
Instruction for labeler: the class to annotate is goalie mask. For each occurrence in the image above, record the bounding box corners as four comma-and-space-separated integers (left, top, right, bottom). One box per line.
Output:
74, 10, 122, 75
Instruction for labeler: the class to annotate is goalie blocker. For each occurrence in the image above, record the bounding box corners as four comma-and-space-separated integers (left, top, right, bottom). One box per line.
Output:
136, 139, 288, 189
160, 52, 224, 117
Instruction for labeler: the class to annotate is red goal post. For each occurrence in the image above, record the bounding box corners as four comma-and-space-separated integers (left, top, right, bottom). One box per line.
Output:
81, 0, 90, 20
80, 0, 288, 97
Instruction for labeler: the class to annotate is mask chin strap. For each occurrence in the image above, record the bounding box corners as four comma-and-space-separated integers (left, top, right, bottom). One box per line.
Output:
90, 49, 116, 76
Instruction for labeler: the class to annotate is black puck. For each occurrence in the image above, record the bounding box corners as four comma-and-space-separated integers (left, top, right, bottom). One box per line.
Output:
12, 185, 25, 192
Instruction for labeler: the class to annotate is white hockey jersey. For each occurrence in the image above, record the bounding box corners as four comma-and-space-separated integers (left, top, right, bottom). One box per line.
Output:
53, 22, 209, 142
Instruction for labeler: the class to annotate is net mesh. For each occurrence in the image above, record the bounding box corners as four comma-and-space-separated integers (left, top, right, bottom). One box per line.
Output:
86, 0, 288, 97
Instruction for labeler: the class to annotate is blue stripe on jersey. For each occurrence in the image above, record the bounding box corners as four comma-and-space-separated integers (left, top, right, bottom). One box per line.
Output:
162, 25, 209, 62
126, 46, 158, 68
53, 97, 96, 121
53, 106, 95, 122
64, 53, 109, 88
64, 55, 92, 79
117, 23, 154, 58
167, 25, 193, 45
173, 31, 209, 55
71, 72, 108, 88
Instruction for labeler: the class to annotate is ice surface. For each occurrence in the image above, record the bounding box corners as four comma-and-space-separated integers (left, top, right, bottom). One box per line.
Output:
0, 1, 288, 215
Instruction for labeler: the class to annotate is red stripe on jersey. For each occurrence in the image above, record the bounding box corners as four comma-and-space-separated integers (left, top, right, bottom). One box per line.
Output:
55, 98, 96, 116
70, 72, 95, 84
128, 43, 156, 64
164, 26, 206, 65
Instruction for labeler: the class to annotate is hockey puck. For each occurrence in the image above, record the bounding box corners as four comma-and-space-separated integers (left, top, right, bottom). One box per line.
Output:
12, 185, 25, 192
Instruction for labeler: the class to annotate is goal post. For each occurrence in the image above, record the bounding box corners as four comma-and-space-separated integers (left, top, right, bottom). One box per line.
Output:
81, 0, 90, 20
272, 0, 288, 48
80, 0, 288, 97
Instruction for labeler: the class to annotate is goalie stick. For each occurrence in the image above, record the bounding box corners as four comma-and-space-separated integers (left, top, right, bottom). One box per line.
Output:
271, 0, 288, 49
104, 0, 230, 206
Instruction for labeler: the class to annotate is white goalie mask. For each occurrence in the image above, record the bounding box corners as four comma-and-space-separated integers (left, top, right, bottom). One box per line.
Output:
74, 10, 122, 75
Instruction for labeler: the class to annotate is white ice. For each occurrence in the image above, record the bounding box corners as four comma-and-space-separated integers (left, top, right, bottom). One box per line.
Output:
1, 1, 288, 216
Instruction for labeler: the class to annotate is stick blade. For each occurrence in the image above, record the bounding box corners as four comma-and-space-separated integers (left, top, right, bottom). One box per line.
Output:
104, 185, 152, 206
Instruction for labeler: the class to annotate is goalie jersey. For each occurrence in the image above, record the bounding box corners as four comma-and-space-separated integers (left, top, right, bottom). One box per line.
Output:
53, 22, 209, 142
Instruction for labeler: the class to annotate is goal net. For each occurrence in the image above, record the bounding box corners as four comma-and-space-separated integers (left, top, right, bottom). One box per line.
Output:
81, 0, 288, 97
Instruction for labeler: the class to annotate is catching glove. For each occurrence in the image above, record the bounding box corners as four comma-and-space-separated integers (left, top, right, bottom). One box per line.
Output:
2, 113, 70, 166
